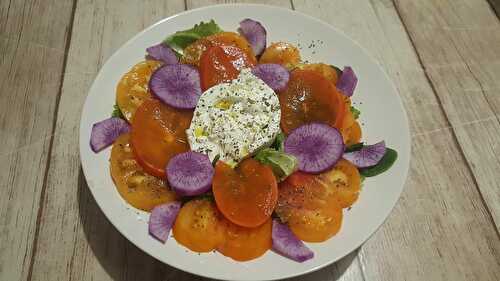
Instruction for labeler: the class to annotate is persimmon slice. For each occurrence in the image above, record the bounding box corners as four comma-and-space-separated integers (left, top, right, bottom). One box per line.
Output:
130, 98, 192, 178
212, 159, 278, 228
276, 170, 349, 242
279, 69, 345, 134
199, 45, 257, 91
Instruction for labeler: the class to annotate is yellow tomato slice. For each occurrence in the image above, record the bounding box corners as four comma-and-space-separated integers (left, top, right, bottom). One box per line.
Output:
116, 60, 162, 121
110, 133, 177, 211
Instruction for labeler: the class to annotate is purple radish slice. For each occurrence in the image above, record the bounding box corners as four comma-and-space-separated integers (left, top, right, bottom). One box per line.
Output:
337, 66, 358, 97
149, 64, 202, 109
166, 152, 215, 197
146, 43, 178, 65
343, 141, 386, 168
148, 201, 181, 243
252, 63, 290, 91
284, 123, 344, 174
238, 18, 267, 56
90, 117, 130, 153
272, 219, 314, 262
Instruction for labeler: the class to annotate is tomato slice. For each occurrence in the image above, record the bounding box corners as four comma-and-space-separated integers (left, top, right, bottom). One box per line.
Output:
173, 199, 225, 252
116, 60, 162, 122
199, 45, 257, 91
259, 42, 301, 69
316, 159, 361, 208
212, 159, 278, 228
217, 218, 272, 261
182, 32, 255, 66
298, 63, 338, 85
343, 120, 362, 146
110, 134, 177, 211
288, 201, 343, 242
130, 98, 193, 178
276, 172, 343, 242
279, 69, 346, 134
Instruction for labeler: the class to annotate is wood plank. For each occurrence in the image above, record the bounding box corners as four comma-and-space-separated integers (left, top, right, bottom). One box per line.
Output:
394, 0, 500, 231
293, 0, 500, 280
0, 0, 75, 280
487, 0, 500, 20
28, 1, 186, 281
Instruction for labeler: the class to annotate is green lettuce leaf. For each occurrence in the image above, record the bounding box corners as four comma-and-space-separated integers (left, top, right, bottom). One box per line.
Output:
254, 148, 298, 181
350, 106, 361, 119
271, 132, 286, 152
111, 104, 124, 119
163, 20, 223, 57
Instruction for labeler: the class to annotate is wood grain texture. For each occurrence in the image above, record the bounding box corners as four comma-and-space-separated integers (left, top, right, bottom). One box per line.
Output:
487, 0, 500, 18
28, 1, 187, 281
394, 0, 500, 231
15, 0, 500, 281
0, 0, 75, 280
293, 0, 500, 280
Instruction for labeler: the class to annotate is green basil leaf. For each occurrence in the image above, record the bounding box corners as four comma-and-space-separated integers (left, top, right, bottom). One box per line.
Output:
360, 148, 398, 177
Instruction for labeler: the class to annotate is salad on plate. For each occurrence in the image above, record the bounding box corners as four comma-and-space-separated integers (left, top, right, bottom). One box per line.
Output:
89, 18, 398, 262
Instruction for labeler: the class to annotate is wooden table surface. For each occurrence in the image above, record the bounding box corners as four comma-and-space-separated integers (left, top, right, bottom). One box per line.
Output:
1, 0, 500, 280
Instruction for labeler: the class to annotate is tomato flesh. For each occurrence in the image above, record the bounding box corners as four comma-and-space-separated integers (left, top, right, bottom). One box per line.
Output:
259, 42, 301, 69
183, 32, 255, 66
200, 45, 257, 91
276, 172, 343, 242
110, 134, 177, 211
217, 218, 272, 261
279, 69, 346, 134
212, 159, 278, 228
130, 98, 193, 178
173, 199, 225, 252
116, 60, 162, 122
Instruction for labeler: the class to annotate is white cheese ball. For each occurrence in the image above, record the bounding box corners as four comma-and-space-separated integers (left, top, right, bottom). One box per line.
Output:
187, 68, 281, 167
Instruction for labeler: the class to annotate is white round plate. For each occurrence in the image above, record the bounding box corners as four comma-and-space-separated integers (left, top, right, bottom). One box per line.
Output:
80, 4, 410, 281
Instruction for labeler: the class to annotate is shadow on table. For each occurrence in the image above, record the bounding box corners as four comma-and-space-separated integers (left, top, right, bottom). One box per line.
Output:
78, 168, 358, 281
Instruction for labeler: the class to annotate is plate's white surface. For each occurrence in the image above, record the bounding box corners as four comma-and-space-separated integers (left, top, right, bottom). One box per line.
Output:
79, 4, 410, 281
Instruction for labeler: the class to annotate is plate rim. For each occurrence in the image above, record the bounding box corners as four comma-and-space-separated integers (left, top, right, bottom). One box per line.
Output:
79, 3, 411, 280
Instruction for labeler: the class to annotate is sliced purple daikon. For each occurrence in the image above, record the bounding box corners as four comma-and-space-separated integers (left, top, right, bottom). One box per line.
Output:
284, 123, 344, 174
90, 117, 130, 153
166, 152, 214, 196
272, 219, 314, 262
252, 63, 290, 91
148, 201, 181, 243
146, 43, 178, 65
149, 64, 202, 109
343, 141, 386, 168
337, 66, 358, 97
238, 18, 267, 56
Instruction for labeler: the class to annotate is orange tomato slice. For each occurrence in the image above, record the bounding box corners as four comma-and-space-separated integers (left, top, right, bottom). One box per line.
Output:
217, 218, 272, 261
276, 172, 343, 242
182, 32, 255, 66
299, 63, 339, 85
116, 60, 162, 121
130, 98, 192, 178
212, 159, 278, 228
279, 69, 346, 134
172, 199, 225, 252
343, 121, 362, 146
259, 42, 301, 69
316, 159, 361, 208
199, 45, 257, 91
110, 134, 177, 211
